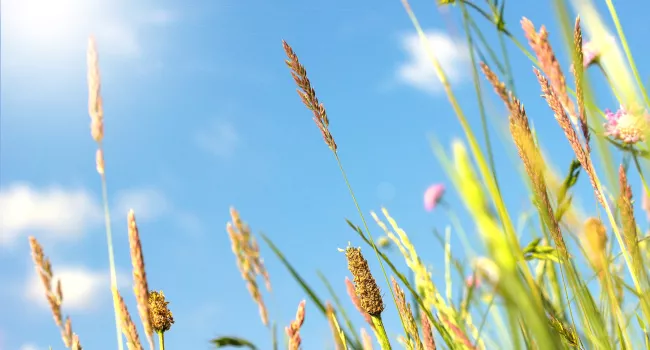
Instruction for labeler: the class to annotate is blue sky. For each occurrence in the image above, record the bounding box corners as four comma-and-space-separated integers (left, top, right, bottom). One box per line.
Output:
1, 0, 649, 349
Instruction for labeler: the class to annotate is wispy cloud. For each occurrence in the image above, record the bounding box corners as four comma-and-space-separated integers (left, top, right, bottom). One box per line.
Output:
396, 31, 470, 94
113, 187, 170, 222
195, 120, 240, 159
19, 344, 40, 350
0, 184, 102, 247
25, 266, 127, 311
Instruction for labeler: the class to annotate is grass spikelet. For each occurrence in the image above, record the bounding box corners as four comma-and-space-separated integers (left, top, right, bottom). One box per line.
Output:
344, 246, 390, 349
521, 17, 575, 123
391, 277, 423, 350
29, 236, 83, 350
420, 309, 436, 350
127, 210, 154, 350
148, 291, 174, 333
581, 217, 607, 276
345, 247, 384, 316
282, 40, 337, 152
326, 302, 347, 350
286, 300, 306, 350
534, 69, 604, 206
345, 276, 373, 328
618, 165, 643, 276
114, 288, 144, 350
227, 207, 272, 326
572, 17, 590, 154
360, 328, 373, 350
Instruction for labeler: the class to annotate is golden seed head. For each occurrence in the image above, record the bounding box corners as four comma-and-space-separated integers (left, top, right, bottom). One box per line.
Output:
582, 217, 607, 269
345, 247, 384, 315
148, 290, 174, 333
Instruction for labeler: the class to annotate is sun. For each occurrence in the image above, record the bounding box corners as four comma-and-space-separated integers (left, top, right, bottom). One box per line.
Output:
2, 0, 94, 50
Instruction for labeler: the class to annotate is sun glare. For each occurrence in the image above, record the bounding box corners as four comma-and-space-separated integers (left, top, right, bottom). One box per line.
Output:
3, 0, 92, 50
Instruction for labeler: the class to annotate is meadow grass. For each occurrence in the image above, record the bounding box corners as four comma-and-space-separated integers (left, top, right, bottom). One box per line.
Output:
28, 0, 650, 349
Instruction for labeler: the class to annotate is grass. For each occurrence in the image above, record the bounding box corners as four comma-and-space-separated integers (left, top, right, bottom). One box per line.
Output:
26, 0, 650, 349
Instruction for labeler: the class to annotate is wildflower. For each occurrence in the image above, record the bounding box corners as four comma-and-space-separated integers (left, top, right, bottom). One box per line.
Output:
424, 183, 445, 211
471, 257, 500, 287
582, 36, 615, 68
604, 105, 650, 144
642, 188, 650, 222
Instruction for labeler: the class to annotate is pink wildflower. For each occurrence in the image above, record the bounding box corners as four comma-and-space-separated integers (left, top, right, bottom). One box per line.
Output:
582, 36, 615, 68
424, 183, 445, 211
604, 105, 650, 144
643, 188, 650, 222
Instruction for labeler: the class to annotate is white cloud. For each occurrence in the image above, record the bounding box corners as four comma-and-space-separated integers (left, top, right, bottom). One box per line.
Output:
397, 31, 470, 94
19, 344, 40, 350
113, 188, 170, 222
0, 184, 102, 247
26, 266, 116, 311
195, 120, 240, 158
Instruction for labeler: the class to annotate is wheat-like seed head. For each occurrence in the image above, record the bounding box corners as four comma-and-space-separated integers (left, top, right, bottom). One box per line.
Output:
582, 217, 608, 275
282, 40, 337, 152
618, 165, 643, 274
572, 17, 590, 154
127, 210, 154, 349
420, 309, 436, 350
86, 36, 104, 144
522, 18, 576, 124
114, 288, 144, 350
345, 276, 373, 328
29, 237, 83, 349
226, 207, 271, 326
392, 277, 424, 350
286, 300, 306, 350
534, 69, 604, 207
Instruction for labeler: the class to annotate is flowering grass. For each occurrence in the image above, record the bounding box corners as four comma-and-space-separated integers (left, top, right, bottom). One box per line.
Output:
27, 0, 650, 349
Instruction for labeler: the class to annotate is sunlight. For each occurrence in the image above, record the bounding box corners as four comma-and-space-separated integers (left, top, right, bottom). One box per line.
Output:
3, 0, 94, 50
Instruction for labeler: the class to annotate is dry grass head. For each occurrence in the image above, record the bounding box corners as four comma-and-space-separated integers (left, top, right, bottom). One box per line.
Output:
420, 308, 436, 350
286, 300, 306, 350
86, 36, 104, 144
521, 17, 575, 122
127, 210, 154, 349
226, 207, 272, 325
29, 236, 83, 350
344, 246, 385, 316
534, 69, 604, 207
572, 17, 590, 154
345, 276, 373, 328
360, 328, 374, 350
481, 62, 568, 258
618, 165, 642, 272
114, 288, 144, 350
391, 277, 423, 350
282, 40, 337, 152
148, 290, 174, 333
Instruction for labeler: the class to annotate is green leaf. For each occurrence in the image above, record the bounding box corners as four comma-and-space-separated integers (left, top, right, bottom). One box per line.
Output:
211, 336, 258, 349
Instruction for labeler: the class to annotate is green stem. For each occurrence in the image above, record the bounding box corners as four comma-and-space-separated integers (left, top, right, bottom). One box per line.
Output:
158, 331, 165, 350
334, 153, 410, 337
98, 145, 124, 350
371, 315, 392, 350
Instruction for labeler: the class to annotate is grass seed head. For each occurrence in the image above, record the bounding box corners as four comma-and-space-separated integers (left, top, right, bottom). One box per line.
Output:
345, 247, 384, 316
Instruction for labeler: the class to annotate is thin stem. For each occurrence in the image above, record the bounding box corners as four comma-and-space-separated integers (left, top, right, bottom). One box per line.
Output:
334, 153, 409, 338
98, 144, 124, 350
157, 331, 165, 350
604, 0, 650, 107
